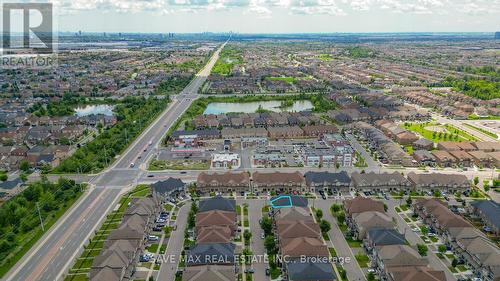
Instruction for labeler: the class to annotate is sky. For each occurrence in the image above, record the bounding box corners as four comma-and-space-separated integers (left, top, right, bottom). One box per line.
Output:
5, 0, 500, 33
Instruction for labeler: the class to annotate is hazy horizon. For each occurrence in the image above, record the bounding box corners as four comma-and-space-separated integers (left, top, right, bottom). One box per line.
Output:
3, 0, 499, 34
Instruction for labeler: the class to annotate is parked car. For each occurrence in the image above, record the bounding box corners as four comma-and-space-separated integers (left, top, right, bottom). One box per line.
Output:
265, 268, 270, 276
261, 232, 265, 239
148, 235, 159, 241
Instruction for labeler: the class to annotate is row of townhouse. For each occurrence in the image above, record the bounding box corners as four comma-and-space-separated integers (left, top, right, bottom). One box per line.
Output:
413, 199, 500, 281
427, 141, 500, 168
344, 197, 447, 281
195, 171, 471, 195
192, 111, 322, 130
348, 122, 416, 167
270, 198, 336, 281
327, 105, 428, 125
183, 197, 238, 281
89, 196, 161, 281
171, 124, 339, 143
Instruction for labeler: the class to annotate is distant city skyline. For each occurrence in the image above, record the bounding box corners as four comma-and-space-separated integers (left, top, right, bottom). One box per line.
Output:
33, 0, 500, 33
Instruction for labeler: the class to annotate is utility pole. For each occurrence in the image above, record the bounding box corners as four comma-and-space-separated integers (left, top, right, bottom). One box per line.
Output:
36, 202, 44, 232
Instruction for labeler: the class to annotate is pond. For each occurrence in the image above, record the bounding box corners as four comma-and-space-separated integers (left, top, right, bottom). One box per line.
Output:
75, 105, 114, 117
203, 100, 313, 115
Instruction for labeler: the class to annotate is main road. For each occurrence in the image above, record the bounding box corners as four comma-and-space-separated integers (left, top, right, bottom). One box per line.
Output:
3, 41, 227, 281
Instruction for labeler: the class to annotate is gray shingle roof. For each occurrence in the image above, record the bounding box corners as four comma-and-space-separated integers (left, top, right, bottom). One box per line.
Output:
186, 243, 235, 266
368, 228, 406, 246
304, 171, 351, 186
470, 200, 500, 229
151, 177, 185, 195
199, 196, 236, 213
286, 261, 336, 281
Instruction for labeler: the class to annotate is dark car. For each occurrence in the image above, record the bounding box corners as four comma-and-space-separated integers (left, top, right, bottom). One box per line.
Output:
265, 268, 270, 276
321, 193, 327, 200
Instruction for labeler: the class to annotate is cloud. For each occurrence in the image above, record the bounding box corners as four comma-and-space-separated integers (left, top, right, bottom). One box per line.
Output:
47, 0, 500, 17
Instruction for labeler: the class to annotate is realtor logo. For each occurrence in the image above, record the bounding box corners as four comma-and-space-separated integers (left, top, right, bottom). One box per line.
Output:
1, 2, 56, 68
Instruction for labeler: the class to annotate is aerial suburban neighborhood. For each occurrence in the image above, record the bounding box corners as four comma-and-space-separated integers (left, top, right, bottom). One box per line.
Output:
0, 3, 499, 281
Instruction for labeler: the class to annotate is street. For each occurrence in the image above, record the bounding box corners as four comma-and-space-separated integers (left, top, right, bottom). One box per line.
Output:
313, 198, 367, 281
157, 202, 192, 281
3, 42, 227, 281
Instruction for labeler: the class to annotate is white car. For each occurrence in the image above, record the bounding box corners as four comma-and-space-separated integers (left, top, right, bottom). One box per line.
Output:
261, 232, 265, 239
367, 268, 376, 273
148, 235, 159, 241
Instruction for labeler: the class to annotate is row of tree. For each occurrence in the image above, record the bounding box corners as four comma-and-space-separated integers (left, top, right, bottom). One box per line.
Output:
54, 96, 170, 173
0, 178, 84, 275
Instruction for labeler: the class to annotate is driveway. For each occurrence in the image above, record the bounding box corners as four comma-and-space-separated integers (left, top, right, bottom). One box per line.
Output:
313, 198, 367, 281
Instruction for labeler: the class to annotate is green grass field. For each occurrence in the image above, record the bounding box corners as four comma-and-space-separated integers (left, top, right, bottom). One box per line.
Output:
402, 122, 478, 143
463, 123, 498, 139
149, 159, 210, 171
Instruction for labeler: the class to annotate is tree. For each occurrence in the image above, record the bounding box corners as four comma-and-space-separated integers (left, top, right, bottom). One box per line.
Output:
20, 160, 30, 172
260, 217, 273, 236
473, 176, 479, 186
452, 258, 458, 268
0, 173, 7, 182
336, 211, 346, 225
417, 244, 428, 256
264, 235, 276, 254
243, 230, 252, 242
187, 202, 198, 229
438, 245, 447, 253
383, 203, 388, 212
331, 204, 341, 214
420, 225, 429, 235
406, 195, 413, 206
319, 220, 331, 233
315, 209, 323, 220
367, 272, 376, 281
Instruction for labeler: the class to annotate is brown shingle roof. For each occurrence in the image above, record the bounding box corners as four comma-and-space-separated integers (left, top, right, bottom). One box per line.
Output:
280, 237, 329, 258
388, 266, 446, 281
197, 226, 233, 244
276, 220, 321, 239
195, 210, 237, 233
197, 172, 250, 187
252, 171, 304, 186
344, 197, 385, 216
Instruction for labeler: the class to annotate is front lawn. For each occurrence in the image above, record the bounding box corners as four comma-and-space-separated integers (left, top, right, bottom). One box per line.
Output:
355, 253, 370, 268
147, 243, 159, 253
346, 237, 363, 248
